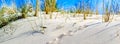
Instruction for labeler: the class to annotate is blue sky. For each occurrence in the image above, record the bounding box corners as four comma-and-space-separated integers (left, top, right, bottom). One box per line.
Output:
0, 0, 120, 14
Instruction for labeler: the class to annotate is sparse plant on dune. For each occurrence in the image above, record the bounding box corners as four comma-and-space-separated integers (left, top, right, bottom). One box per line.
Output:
105, 0, 119, 26
34, 0, 40, 17
102, 0, 115, 22
95, 7, 99, 15
102, 0, 117, 22
81, 0, 92, 20
95, 0, 99, 15
103, 8, 110, 22
75, 3, 82, 14
20, 0, 34, 18
45, 0, 49, 14
45, 0, 57, 19
45, 0, 56, 14
75, 9, 82, 14
0, 7, 18, 28
83, 9, 92, 20
0, 18, 9, 28
0, 7, 12, 28
21, 5, 28, 18
21, 3, 34, 18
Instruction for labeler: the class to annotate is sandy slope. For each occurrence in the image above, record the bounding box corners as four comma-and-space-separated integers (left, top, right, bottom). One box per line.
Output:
0, 14, 120, 44
60, 21, 120, 44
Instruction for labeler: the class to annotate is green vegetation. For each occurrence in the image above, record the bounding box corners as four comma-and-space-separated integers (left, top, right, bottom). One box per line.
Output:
21, 5, 28, 18
0, 7, 19, 28
45, 0, 57, 19
0, 0, 120, 28
45, 0, 57, 14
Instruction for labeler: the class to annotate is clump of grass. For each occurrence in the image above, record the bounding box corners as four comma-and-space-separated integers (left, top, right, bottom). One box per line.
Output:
0, 18, 9, 28
19, 3, 34, 18
75, 9, 82, 14
83, 9, 92, 20
45, 0, 57, 19
21, 5, 28, 18
103, 7, 110, 22
95, 8, 99, 15
45, 0, 57, 13
0, 7, 9, 28
102, 0, 110, 22
0, 6, 22, 28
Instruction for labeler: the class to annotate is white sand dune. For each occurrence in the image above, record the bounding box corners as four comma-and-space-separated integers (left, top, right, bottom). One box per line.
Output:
0, 14, 120, 44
